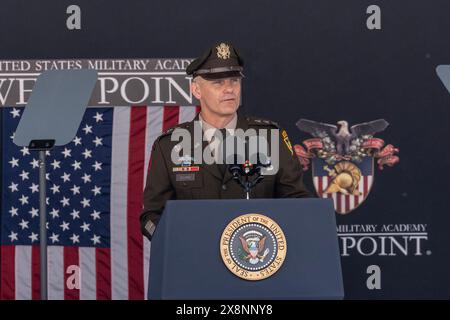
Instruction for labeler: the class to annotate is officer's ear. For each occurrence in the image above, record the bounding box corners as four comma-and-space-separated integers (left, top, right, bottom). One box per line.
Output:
191, 77, 202, 100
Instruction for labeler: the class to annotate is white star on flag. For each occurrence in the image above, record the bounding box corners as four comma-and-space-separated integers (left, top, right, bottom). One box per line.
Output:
91, 234, 101, 245
30, 158, 40, 169
61, 148, 72, 158
91, 210, 101, 220
61, 172, 71, 182
92, 161, 103, 171
81, 173, 91, 184
49, 208, 60, 219
8, 182, 19, 192
10, 108, 21, 118
60, 221, 70, 231
80, 222, 91, 232
92, 136, 103, 147
70, 234, 80, 244
29, 233, 39, 243
20, 146, 30, 156
73, 136, 82, 146
9, 157, 19, 168
82, 124, 93, 134
19, 170, 30, 181
82, 148, 92, 159
8, 231, 18, 242
70, 209, 80, 220
9, 207, 19, 217
19, 194, 29, 205
71, 160, 82, 171
60, 196, 70, 207
93, 112, 103, 122
81, 198, 91, 208
91, 186, 102, 196
70, 184, 81, 195
50, 184, 60, 194
19, 219, 29, 230
29, 207, 39, 218
49, 233, 60, 243
29, 183, 39, 193
50, 159, 61, 169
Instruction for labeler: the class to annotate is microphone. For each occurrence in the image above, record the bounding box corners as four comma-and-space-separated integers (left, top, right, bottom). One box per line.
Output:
226, 153, 245, 178
226, 154, 269, 200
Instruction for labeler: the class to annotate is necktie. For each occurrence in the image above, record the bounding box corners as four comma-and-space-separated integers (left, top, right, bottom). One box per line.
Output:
217, 128, 227, 177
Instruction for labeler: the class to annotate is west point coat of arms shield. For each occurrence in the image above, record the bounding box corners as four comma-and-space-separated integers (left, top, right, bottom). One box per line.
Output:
295, 119, 400, 214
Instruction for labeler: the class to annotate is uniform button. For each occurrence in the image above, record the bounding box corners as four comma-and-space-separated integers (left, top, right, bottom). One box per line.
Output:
222, 184, 227, 191
182, 182, 187, 187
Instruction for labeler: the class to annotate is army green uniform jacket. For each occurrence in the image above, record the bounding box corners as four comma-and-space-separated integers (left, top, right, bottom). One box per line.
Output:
140, 114, 311, 239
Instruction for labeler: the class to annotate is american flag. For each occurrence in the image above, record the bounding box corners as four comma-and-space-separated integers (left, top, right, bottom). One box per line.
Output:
0, 105, 199, 299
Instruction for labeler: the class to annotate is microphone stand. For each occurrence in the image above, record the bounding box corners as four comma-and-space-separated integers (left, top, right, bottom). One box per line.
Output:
229, 160, 268, 200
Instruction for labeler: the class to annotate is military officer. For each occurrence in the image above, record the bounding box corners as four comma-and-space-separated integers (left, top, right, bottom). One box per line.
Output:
140, 42, 311, 240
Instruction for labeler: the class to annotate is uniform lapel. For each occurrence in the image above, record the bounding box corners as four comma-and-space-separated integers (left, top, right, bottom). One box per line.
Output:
199, 139, 223, 181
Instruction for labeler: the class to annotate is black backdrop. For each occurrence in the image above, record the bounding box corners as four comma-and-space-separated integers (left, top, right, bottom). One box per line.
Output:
1, 0, 450, 299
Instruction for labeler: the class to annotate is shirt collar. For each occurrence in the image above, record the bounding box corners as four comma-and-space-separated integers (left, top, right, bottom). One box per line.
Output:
199, 113, 237, 142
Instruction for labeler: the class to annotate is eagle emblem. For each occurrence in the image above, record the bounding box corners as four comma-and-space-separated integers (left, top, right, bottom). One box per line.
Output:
216, 43, 231, 60
295, 119, 400, 214
238, 231, 270, 265
220, 214, 286, 281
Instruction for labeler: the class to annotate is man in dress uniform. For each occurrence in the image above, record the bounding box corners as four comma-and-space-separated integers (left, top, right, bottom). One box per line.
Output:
140, 42, 311, 240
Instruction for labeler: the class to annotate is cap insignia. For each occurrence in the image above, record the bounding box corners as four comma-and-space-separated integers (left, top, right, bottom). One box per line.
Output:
216, 43, 231, 60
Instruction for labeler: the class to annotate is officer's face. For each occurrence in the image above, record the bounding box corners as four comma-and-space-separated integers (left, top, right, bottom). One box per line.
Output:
191, 76, 241, 117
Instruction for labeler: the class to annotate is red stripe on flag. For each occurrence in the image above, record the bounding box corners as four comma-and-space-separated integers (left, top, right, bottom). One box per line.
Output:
32, 246, 40, 300
145, 107, 162, 177
326, 177, 332, 199
64, 247, 80, 300
127, 106, 147, 300
96, 248, 111, 300
318, 177, 323, 197
345, 195, 350, 213
364, 176, 369, 198
162, 106, 180, 131
0, 245, 15, 299
336, 192, 342, 213
355, 186, 360, 208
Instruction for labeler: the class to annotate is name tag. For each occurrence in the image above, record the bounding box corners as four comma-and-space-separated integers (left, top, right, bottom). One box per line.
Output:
176, 173, 196, 182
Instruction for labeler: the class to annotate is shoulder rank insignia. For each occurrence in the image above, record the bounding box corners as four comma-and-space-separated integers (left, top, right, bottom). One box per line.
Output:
247, 117, 279, 128
282, 130, 293, 155
158, 121, 190, 141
